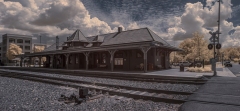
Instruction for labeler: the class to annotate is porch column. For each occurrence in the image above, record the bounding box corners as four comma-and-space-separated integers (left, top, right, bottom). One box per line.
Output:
64, 54, 70, 69
20, 57, 24, 67
50, 55, 54, 68
29, 57, 32, 67
167, 51, 171, 68
141, 46, 151, 73
108, 50, 117, 71
38, 56, 42, 67
83, 52, 90, 70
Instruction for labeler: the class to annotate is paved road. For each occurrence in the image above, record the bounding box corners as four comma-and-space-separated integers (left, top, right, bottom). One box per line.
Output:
227, 63, 240, 76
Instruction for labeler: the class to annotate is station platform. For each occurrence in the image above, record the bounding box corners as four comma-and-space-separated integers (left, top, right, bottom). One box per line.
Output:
0, 66, 236, 78
180, 77, 240, 111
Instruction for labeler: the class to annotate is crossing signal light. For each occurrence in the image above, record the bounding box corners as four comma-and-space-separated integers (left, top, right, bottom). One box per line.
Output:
208, 44, 213, 50
216, 43, 221, 49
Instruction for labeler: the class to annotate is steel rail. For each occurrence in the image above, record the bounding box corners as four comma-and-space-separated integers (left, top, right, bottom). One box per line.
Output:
0, 72, 190, 104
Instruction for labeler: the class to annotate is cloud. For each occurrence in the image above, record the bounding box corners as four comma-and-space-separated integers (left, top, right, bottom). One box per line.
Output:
164, 0, 240, 47
0, 0, 126, 43
0, 0, 239, 48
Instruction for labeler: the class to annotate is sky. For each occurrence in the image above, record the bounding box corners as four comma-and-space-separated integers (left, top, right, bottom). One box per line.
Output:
0, 0, 240, 47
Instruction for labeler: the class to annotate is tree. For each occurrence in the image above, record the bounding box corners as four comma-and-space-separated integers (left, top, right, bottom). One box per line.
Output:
170, 52, 183, 63
178, 32, 213, 62
34, 46, 45, 52
33, 46, 46, 64
221, 47, 240, 60
6, 43, 22, 61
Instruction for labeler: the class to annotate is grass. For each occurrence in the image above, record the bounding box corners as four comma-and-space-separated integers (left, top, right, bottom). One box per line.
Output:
186, 65, 212, 73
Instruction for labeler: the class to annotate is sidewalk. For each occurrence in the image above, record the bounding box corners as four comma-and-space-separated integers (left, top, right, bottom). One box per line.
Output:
148, 64, 236, 78
217, 68, 236, 77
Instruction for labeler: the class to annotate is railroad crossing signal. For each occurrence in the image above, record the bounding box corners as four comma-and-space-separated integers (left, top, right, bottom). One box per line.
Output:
216, 43, 221, 49
209, 36, 219, 43
208, 31, 222, 50
209, 31, 219, 43
208, 44, 213, 50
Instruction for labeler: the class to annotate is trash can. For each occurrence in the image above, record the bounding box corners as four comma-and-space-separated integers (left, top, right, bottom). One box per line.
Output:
148, 63, 154, 70
180, 64, 184, 72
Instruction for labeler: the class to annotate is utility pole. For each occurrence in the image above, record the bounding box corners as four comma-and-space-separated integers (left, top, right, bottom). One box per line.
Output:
217, 0, 221, 44
208, 0, 221, 76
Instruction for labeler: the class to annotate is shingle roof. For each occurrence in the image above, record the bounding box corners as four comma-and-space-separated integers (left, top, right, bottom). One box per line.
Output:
62, 28, 176, 49
42, 41, 64, 52
147, 28, 170, 45
67, 29, 88, 42
101, 28, 152, 46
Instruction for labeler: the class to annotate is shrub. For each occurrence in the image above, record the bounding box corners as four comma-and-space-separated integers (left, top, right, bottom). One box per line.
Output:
186, 66, 212, 73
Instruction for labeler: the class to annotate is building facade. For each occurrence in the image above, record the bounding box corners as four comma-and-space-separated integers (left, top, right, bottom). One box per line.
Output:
18, 27, 182, 72
1, 34, 32, 64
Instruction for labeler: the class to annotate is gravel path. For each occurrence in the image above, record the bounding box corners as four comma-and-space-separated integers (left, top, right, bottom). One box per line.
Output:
0, 77, 181, 111
0, 69, 201, 92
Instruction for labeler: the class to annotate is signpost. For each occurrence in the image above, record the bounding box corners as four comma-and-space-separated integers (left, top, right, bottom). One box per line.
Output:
208, 0, 221, 76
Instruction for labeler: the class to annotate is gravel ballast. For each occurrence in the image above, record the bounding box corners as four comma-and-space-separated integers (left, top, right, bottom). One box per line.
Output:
0, 77, 181, 111
0, 69, 201, 92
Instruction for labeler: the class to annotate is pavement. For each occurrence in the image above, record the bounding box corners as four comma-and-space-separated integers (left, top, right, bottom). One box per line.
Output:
180, 77, 240, 111
148, 62, 236, 78
0, 62, 237, 78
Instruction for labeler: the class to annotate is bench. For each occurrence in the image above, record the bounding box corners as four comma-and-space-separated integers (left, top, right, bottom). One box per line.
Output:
98, 64, 107, 68
157, 65, 162, 69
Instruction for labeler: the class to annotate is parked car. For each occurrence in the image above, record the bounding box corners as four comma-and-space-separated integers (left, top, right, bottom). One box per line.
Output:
196, 63, 202, 67
179, 61, 191, 67
224, 61, 230, 66
224, 61, 232, 67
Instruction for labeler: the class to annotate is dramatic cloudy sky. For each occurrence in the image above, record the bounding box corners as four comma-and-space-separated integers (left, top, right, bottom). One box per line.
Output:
0, 0, 240, 47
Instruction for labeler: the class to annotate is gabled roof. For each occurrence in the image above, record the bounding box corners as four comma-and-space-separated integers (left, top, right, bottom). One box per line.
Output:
61, 27, 179, 50
42, 41, 64, 52
66, 29, 88, 42
100, 28, 167, 46
92, 35, 104, 42
147, 28, 170, 45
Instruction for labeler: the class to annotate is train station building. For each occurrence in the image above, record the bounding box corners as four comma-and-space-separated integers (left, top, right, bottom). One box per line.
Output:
17, 27, 182, 72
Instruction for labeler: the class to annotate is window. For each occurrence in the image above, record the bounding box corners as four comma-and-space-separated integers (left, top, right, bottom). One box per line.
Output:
17, 39, 23, 43
25, 52, 30, 54
3, 39, 7, 45
9, 38, 15, 43
0, 54, 1, 56
114, 58, 123, 65
25, 40, 31, 44
76, 56, 78, 64
102, 53, 106, 64
19, 45, 23, 50
0, 47, 1, 50
25, 46, 30, 50
69, 55, 72, 64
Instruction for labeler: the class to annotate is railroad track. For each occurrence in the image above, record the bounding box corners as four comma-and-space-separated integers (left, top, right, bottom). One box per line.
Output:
0, 68, 207, 85
0, 71, 195, 104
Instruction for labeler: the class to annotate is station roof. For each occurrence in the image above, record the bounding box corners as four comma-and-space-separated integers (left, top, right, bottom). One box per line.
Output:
17, 27, 183, 57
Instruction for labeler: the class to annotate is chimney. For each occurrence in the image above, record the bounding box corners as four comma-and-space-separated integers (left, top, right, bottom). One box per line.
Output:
56, 36, 59, 50
118, 27, 122, 33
